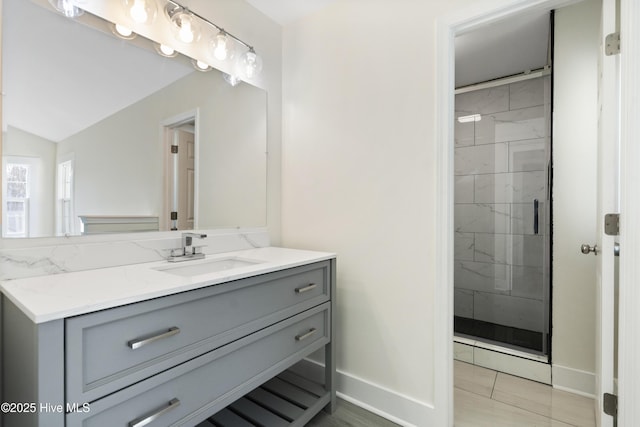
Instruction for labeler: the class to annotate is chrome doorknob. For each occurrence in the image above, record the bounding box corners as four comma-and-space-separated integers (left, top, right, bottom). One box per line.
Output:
581, 243, 598, 255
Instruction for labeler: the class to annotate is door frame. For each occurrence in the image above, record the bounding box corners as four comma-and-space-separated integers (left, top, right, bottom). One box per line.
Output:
617, 0, 640, 424
596, 0, 618, 425
161, 109, 200, 231
434, 0, 640, 425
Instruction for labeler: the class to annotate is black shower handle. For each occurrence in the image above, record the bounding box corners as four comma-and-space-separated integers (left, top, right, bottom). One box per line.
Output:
533, 199, 539, 235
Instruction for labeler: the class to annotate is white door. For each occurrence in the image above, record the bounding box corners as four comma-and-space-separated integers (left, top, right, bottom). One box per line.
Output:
177, 129, 195, 230
166, 126, 196, 231
595, 0, 619, 425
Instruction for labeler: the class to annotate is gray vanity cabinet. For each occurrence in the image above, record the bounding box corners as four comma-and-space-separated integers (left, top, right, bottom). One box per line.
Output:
2, 259, 336, 427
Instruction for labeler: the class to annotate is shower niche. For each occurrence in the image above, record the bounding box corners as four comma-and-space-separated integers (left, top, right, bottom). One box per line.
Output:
453, 75, 551, 358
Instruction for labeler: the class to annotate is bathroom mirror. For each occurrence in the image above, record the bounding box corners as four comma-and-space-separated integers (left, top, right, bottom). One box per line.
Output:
1, 0, 267, 238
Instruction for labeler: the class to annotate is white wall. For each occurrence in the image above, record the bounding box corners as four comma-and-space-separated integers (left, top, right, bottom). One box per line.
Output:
282, 2, 446, 423
282, 0, 602, 423
189, 0, 284, 244
57, 70, 267, 230
551, 0, 600, 392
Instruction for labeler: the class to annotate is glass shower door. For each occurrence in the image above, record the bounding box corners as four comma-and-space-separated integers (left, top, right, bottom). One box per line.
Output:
453, 75, 551, 356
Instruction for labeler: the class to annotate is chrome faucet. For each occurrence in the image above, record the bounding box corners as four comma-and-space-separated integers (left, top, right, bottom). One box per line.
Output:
183, 232, 207, 254
168, 232, 207, 262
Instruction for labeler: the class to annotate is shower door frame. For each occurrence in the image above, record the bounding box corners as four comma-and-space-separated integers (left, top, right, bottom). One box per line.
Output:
433, 0, 640, 425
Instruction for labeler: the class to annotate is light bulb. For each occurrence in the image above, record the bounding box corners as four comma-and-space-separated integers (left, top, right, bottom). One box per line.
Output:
238, 48, 263, 79
112, 23, 136, 39
116, 24, 132, 37
155, 43, 177, 57
123, 0, 156, 24
211, 31, 234, 61
132, 1, 146, 22
160, 44, 175, 56
180, 20, 193, 43
170, 10, 200, 44
49, 0, 84, 18
62, 0, 76, 16
192, 59, 211, 72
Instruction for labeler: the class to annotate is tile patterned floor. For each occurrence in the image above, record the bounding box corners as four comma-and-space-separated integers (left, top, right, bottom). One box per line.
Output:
454, 360, 596, 427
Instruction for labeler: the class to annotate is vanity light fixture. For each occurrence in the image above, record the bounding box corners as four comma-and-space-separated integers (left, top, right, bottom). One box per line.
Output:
192, 59, 212, 72
155, 43, 178, 57
457, 114, 482, 123
111, 23, 137, 40
123, 0, 157, 25
163, 0, 263, 79
49, 0, 84, 18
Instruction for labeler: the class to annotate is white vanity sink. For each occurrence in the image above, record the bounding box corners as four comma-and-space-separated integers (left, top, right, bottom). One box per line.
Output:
155, 257, 263, 277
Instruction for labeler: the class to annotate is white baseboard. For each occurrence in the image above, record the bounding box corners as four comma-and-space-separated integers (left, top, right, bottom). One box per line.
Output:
551, 364, 596, 398
292, 359, 434, 426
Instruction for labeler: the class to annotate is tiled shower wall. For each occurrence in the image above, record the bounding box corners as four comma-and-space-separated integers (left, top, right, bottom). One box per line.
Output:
454, 76, 550, 336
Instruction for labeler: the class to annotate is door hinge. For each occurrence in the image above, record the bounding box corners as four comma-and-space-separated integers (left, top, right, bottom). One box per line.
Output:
605, 213, 620, 236
605, 32, 620, 55
170, 211, 178, 220
171, 145, 178, 154
603, 393, 618, 418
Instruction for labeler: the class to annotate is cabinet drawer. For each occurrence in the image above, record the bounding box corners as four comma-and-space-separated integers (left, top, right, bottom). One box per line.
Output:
66, 304, 330, 427
66, 261, 330, 403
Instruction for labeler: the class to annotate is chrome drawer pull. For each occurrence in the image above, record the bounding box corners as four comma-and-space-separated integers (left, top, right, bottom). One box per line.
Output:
295, 328, 317, 341
128, 398, 180, 427
295, 283, 317, 294
127, 327, 180, 350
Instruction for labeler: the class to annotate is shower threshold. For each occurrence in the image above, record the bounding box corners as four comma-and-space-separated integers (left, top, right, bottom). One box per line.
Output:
454, 334, 548, 363
454, 334, 551, 384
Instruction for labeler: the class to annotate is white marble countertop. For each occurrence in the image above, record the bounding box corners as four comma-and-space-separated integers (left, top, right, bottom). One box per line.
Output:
0, 247, 335, 324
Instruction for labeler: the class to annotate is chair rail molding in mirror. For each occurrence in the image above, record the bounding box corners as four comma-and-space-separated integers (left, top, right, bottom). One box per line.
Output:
1, 0, 268, 239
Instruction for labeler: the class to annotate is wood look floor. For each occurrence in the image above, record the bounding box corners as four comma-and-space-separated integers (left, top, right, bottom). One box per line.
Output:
308, 361, 596, 426
307, 399, 399, 426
